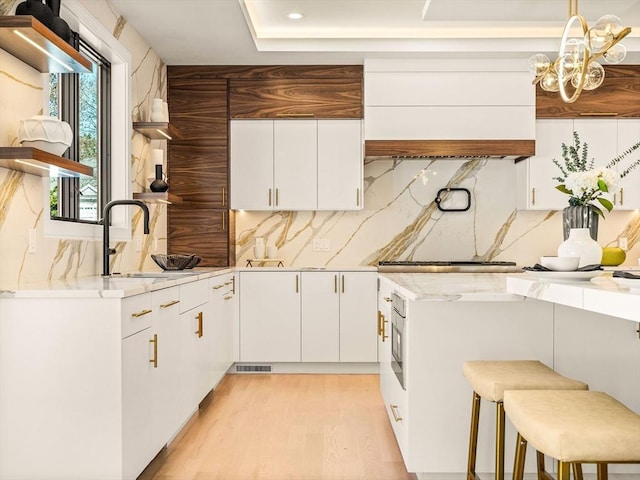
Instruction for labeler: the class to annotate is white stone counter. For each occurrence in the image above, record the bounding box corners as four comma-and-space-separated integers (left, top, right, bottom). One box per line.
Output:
379, 272, 524, 301
236, 266, 378, 272
0, 267, 234, 299
506, 273, 640, 322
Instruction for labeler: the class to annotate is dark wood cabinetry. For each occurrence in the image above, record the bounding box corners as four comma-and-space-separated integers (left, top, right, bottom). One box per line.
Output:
536, 65, 640, 118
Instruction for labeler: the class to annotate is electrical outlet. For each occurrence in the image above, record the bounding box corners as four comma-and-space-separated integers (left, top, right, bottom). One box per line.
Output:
28, 228, 36, 254
312, 238, 331, 252
312, 239, 322, 252
618, 237, 628, 250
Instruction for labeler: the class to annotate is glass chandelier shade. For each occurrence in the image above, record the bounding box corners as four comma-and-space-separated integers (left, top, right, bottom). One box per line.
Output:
529, 0, 631, 103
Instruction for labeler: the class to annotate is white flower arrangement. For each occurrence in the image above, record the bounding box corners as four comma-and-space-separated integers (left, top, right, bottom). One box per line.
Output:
553, 132, 640, 217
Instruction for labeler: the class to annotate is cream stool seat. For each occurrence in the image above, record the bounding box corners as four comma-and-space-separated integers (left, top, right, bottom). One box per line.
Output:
504, 390, 640, 480
463, 360, 588, 480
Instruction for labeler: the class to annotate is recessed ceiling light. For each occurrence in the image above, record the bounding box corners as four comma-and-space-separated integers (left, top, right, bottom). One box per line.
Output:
287, 12, 303, 20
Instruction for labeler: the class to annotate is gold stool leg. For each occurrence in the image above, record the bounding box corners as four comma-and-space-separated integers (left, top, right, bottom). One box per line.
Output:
467, 392, 481, 480
557, 461, 571, 480
572, 463, 584, 480
535, 451, 555, 480
512, 433, 527, 480
495, 401, 505, 480
597, 463, 608, 480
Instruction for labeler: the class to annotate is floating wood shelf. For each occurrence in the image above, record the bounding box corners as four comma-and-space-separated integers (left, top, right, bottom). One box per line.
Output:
0, 147, 93, 177
0, 16, 92, 73
133, 192, 183, 204
133, 122, 182, 141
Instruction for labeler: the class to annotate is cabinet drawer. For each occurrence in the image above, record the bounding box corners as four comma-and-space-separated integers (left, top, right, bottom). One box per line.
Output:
122, 294, 153, 339
180, 280, 209, 313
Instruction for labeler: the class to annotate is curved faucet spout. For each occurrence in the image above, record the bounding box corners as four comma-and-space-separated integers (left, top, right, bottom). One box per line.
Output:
101, 199, 151, 276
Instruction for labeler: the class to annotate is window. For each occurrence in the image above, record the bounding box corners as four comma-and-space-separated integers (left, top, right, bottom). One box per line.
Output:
49, 37, 111, 223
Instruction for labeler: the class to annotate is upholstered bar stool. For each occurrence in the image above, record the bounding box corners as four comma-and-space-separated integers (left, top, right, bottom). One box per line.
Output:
462, 360, 588, 480
504, 390, 640, 480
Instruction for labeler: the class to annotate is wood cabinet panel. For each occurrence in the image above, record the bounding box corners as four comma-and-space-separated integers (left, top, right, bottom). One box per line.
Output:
167, 78, 228, 139
230, 78, 362, 118
167, 208, 232, 267
536, 66, 640, 118
168, 65, 362, 80
167, 143, 227, 208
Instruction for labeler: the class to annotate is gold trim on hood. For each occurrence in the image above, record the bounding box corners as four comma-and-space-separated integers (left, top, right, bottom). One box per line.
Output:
364, 139, 535, 162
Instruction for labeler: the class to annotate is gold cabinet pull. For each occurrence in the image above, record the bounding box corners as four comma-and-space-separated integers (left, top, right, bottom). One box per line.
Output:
212, 284, 225, 290
132, 308, 152, 318
531, 187, 536, 206
160, 300, 179, 309
381, 315, 388, 342
383, 296, 392, 303
222, 187, 226, 207
268, 188, 272, 207
275, 113, 315, 117
231, 276, 236, 294
195, 311, 203, 338
222, 210, 226, 231
224, 280, 233, 286
377, 311, 382, 335
341, 275, 345, 293
295, 274, 299, 293
149, 334, 158, 368
390, 404, 403, 422
275, 188, 279, 206
620, 188, 624, 205
334, 275, 338, 293
223, 295, 233, 300
356, 188, 360, 207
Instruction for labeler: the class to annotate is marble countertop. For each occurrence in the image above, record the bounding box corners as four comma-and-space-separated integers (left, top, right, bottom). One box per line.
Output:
506, 273, 640, 322
236, 266, 378, 272
379, 272, 524, 301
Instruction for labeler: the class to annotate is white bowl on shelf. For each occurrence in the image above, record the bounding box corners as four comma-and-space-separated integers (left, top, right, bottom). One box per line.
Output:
17, 115, 73, 156
540, 256, 580, 272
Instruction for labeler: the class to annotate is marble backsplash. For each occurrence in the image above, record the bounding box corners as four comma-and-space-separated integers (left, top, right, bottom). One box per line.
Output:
0, 0, 166, 285
236, 157, 640, 268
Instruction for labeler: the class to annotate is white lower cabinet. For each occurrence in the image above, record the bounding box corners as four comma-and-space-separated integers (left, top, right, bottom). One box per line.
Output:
338, 272, 378, 362
210, 273, 236, 387
301, 271, 340, 361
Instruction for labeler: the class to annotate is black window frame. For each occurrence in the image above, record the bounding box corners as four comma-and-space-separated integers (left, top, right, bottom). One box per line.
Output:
51, 35, 111, 224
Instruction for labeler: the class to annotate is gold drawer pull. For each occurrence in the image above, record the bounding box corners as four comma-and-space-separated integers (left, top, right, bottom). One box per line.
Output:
195, 312, 203, 338
275, 188, 279, 206
390, 404, 403, 422
341, 275, 345, 293
383, 297, 392, 303
356, 188, 360, 207
224, 280, 233, 286
149, 334, 158, 368
334, 275, 338, 293
131, 308, 152, 318
531, 187, 536, 206
620, 188, 624, 206
223, 295, 233, 300
212, 284, 225, 290
160, 300, 179, 309
381, 316, 388, 342
268, 188, 272, 207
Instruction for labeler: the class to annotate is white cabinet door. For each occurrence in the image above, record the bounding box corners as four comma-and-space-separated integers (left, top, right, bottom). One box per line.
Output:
318, 120, 363, 210
230, 120, 274, 210
301, 272, 340, 362
239, 271, 301, 362
209, 273, 235, 387
178, 304, 208, 423
616, 119, 640, 209
339, 272, 378, 362
274, 120, 317, 210
150, 286, 181, 454
122, 328, 154, 480
519, 119, 574, 210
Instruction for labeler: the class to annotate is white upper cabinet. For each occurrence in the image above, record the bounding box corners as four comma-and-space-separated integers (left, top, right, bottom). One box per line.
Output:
517, 119, 640, 211
230, 119, 363, 211
364, 59, 535, 140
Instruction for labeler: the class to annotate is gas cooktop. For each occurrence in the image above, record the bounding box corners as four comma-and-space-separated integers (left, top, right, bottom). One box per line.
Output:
378, 260, 521, 273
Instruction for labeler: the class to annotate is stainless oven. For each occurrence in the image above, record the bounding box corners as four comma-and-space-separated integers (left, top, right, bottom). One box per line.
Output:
391, 292, 406, 390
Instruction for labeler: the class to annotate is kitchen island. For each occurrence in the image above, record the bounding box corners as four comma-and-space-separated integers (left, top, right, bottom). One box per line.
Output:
378, 272, 640, 480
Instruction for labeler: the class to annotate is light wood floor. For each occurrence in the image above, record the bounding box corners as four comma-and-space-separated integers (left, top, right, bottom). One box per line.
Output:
140, 374, 417, 480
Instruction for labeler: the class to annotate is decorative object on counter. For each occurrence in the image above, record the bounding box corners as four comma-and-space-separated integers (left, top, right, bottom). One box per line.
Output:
17, 115, 72, 156
150, 98, 168, 122
151, 253, 201, 270
434, 187, 471, 212
557, 228, 602, 268
539, 256, 580, 272
149, 164, 168, 192
267, 245, 278, 259
601, 246, 626, 266
553, 131, 640, 240
528, 0, 630, 103
245, 258, 284, 267
253, 237, 265, 259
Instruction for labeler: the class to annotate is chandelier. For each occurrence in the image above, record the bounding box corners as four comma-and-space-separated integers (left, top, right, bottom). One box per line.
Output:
529, 0, 631, 103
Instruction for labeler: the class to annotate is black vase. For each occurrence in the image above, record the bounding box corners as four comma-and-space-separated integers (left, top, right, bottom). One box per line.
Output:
150, 164, 169, 193
45, 0, 61, 16
50, 16, 72, 43
15, 0, 54, 29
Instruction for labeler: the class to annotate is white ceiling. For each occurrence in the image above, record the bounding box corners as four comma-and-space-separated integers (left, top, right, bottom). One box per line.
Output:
108, 0, 640, 65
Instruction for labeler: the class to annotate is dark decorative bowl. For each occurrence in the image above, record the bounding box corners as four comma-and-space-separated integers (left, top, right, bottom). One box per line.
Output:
151, 254, 201, 270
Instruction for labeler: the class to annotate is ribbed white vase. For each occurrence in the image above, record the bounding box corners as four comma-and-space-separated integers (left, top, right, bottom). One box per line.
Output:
557, 228, 602, 267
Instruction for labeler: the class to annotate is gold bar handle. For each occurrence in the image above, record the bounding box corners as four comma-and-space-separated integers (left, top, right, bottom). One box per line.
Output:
390, 404, 403, 422
341, 275, 345, 293
614, 192, 617, 205
275, 113, 315, 117
231, 276, 236, 294
356, 188, 360, 207
620, 188, 624, 206
377, 311, 382, 335
383, 296, 392, 303
275, 188, 279, 207
149, 334, 158, 368
531, 187, 536, 206
295, 274, 299, 293
160, 300, 179, 309
381, 315, 388, 341
334, 275, 338, 293
222, 187, 226, 207
268, 188, 272, 207
222, 210, 226, 231
195, 311, 203, 338
132, 308, 152, 318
